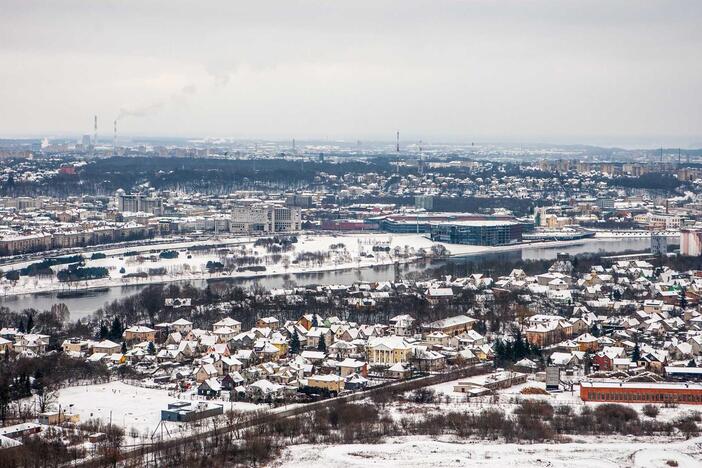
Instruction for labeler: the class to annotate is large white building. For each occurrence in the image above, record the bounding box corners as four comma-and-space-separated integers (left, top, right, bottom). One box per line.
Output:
230, 203, 301, 234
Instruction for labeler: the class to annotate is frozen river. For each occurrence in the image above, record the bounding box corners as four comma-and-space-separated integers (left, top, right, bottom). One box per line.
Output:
0, 237, 664, 319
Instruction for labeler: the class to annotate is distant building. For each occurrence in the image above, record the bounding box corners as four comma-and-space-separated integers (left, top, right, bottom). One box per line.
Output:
285, 194, 313, 208
424, 314, 476, 335
114, 189, 163, 215
375, 212, 524, 234
580, 381, 702, 405
81, 134, 92, 149
0, 233, 52, 256
650, 233, 668, 256
161, 401, 223, 422
596, 198, 615, 210
681, 228, 702, 256
230, 203, 301, 233
430, 220, 525, 246
414, 195, 434, 210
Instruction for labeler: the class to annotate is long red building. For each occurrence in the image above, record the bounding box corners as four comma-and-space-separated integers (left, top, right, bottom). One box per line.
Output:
580, 381, 702, 405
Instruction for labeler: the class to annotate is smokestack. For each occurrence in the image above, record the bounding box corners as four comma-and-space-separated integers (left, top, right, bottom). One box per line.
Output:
93, 115, 98, 149
113, 120, 117, 156
396, 131, 400, 153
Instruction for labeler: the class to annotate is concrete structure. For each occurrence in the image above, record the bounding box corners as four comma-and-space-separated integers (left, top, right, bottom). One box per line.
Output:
681, 228, 702, 256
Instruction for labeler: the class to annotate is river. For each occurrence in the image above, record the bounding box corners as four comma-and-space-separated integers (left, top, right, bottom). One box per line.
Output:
0, 237, 669, 320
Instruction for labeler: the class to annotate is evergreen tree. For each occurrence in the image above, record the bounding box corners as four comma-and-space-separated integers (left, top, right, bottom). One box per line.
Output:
317, 334, 327, 353
632, 341, 641, 362
680, 287, 688, 310
688, 359, 697, 368
147, 342, 156, 355
98, 323, 109, 340
311, 315, 319, 328
17, 320, 25, 334
110, 317, 123, 341
121, 341, 127, 354
290, 330, 301, 355
25, 314, 34, 333
513, 330, 526, 361
493, 339, 505, 366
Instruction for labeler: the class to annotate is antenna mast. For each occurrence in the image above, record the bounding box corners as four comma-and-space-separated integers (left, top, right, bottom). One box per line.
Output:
93, 115, 98, 149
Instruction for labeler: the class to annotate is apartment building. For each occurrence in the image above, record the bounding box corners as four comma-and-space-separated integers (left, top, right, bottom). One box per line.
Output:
114, 189, 163, 215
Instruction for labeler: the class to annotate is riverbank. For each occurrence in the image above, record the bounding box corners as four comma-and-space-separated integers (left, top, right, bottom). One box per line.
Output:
0, 234, 623, 301
0, 234, 661, 320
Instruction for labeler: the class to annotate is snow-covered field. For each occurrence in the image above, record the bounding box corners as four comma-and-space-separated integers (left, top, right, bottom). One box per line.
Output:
0, 232, 597, 298
276, 435, 702, 468
55, 380, 260, 441
53, 380, 702, 465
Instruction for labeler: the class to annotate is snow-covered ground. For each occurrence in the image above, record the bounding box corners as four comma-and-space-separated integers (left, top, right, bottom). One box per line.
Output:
276, 435, 702, 468
54, 380, 261, 442
0, 232, 600, 298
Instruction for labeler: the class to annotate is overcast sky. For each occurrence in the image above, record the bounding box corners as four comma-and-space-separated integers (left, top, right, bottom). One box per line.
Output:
1, 0, 701, 147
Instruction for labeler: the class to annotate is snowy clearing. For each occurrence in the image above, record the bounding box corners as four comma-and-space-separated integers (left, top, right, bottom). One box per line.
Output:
276, 435, 702, 468
55, 380, 261, 441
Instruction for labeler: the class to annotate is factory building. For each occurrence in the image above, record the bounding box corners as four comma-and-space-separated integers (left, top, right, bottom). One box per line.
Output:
580, 381, 702, 405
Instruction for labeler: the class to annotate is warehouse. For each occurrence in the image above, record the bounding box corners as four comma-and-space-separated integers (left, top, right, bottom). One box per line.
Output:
580, 381, 702, 405
161, 401, 224, 422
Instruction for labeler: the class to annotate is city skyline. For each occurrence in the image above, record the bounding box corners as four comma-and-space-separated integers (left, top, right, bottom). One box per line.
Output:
1, 0, 701, 147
